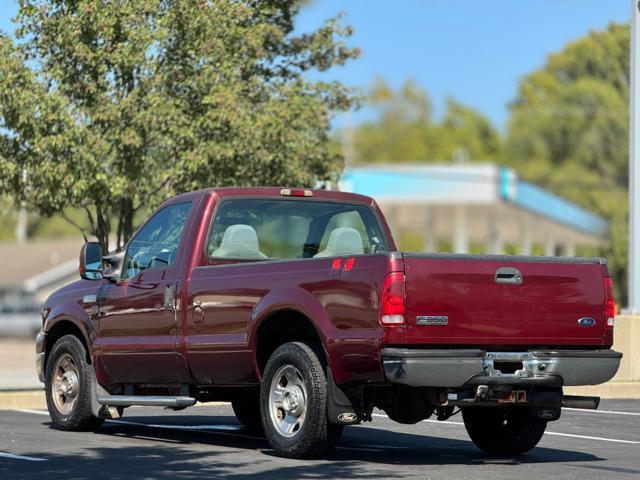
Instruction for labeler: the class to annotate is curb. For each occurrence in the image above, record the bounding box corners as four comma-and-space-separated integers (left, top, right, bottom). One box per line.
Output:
0, 390, 45, 410
564, 382, 640, 399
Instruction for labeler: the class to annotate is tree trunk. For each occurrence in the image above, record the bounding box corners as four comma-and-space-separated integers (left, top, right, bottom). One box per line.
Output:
115, 197, 135, 251
96, 206, 110, 255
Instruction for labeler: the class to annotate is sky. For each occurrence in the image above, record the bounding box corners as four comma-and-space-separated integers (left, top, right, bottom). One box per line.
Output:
0, 0, 631, 130
294, 0, 631, 130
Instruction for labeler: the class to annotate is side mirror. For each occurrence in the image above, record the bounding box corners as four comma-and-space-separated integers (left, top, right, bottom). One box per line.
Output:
79, 242, 103, 280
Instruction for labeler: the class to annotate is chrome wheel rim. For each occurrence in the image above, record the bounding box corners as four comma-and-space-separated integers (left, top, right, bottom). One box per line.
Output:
268, 364, 308, 438
51, 353, 79, 416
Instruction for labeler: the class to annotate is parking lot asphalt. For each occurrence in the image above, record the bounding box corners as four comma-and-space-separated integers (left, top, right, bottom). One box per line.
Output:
1, 400, 639, 479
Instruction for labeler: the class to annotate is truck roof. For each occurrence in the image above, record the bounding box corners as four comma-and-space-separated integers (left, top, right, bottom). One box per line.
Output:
166, 187, 376, 206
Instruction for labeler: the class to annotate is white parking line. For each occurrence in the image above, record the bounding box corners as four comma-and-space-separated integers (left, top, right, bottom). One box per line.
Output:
13, 410, 409, 452
0, 452, 47, 462
15, 409, 640, 446
108, 418, 265, 440
372, 413, 640, 445
564, 407, 640, 417
16, 409, 49, 416
544, 431, 640, 444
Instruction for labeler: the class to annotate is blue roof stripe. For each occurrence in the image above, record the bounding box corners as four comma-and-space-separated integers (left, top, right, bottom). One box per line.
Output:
340, 166, 609, 238
340, 168, 496, 200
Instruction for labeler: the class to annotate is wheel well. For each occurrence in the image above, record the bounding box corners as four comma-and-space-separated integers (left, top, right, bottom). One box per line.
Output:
255, 310, 325, 374
45, 320, 91, 370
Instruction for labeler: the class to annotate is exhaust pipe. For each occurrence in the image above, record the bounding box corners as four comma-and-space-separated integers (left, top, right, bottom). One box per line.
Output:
562, 395, 600, 410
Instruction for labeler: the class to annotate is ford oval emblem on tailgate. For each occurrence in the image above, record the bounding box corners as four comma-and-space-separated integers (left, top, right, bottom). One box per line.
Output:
577, 317, 596, 327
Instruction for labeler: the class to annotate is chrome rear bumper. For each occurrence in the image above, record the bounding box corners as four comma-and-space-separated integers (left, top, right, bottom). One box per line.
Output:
381, 348, 622, 388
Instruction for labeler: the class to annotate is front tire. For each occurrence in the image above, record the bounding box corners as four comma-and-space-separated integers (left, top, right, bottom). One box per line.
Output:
260, 342, 343, 459
45, 334, 104, 431
462, 406, 547, 455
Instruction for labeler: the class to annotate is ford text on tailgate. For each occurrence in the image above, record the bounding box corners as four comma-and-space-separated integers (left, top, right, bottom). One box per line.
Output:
36, 187, 622, 458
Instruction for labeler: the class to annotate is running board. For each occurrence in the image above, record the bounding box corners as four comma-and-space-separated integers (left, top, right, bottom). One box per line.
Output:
96, 395, 196, 408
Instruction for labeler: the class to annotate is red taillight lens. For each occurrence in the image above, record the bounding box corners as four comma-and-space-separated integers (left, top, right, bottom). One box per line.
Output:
380, 272, 405, 325
604, 276, 615, 327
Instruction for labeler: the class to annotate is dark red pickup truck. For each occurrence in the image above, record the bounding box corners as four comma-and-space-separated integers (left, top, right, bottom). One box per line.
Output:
36, 187, 622, 458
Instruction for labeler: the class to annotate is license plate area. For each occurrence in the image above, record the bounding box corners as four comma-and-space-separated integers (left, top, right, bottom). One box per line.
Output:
483, 352, 534, 378
493, 361, 524, 374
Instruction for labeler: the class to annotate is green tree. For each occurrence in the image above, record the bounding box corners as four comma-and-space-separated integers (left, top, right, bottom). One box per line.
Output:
507, 23, 629, 303
0, 0, 358, 251
345, 78, 503, 164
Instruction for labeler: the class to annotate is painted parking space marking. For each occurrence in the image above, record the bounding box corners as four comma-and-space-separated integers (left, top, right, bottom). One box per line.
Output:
16, 408, 49, 416
0, 451, 47, 462
544, 431, 640, 445
373, 413, 640, 445
107, 418, 265, 440
563, 407, 640, 417
15, 409, 640, 447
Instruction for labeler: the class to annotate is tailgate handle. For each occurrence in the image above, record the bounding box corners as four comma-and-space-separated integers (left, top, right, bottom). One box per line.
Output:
495, 267, 523, 285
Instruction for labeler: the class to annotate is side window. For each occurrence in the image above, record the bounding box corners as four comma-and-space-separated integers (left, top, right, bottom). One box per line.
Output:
121, 202, 192, 280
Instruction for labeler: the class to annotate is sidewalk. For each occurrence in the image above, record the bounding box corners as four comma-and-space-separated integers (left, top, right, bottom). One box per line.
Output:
0, 338, 41, 390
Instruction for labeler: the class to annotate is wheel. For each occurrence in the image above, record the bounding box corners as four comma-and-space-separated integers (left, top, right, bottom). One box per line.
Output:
462, 406, 547, 455
231, 390, 262, 430
45, 334, 104, 431
260, 342, 343, 459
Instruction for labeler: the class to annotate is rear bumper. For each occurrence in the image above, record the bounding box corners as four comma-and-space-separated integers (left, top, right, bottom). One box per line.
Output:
381, 348, 622, 388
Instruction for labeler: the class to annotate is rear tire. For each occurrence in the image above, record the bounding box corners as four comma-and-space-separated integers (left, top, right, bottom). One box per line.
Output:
45, 334, 104, 431
260, 342, 343, 459
462, 407, 546, 455
231, 391, 262, 430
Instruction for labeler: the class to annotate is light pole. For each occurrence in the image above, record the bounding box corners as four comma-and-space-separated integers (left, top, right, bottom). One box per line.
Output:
628, 0, 640, 313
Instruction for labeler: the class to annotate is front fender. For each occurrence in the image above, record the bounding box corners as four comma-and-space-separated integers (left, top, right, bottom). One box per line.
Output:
44, 299, 94, 355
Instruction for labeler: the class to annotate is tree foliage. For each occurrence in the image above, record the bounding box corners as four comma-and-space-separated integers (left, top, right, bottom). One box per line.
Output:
344, 24, 630, 302
0, 0, 358, 251
344, 77, 504, 164
507, 22, 629, 303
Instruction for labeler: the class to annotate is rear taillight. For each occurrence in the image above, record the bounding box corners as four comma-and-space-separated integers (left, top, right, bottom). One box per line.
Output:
604, 276, 615, 327
380, 272, 405, 325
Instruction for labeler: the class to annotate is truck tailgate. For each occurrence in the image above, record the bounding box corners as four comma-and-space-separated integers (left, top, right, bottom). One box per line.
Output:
403, 253, 608, 346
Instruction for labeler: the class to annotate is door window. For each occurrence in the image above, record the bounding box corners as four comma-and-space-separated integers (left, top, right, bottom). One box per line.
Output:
122, 202, 192, 279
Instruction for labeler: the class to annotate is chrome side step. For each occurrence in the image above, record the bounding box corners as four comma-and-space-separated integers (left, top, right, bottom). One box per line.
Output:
97, 395, 196, 408
88, 365, 196, 416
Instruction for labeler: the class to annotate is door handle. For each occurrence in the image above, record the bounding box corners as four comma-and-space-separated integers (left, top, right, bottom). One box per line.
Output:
494, 267, 523, 285
192, 304, 205, 328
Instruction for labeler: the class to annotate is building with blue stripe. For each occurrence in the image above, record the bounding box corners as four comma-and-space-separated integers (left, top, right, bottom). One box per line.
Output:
339, 165, 607, 255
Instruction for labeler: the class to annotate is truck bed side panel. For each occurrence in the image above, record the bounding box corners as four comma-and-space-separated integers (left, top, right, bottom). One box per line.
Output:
185, 254, 392, 386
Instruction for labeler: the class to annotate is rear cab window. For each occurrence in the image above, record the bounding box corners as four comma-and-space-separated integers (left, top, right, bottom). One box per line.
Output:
206, 198, 389, 262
